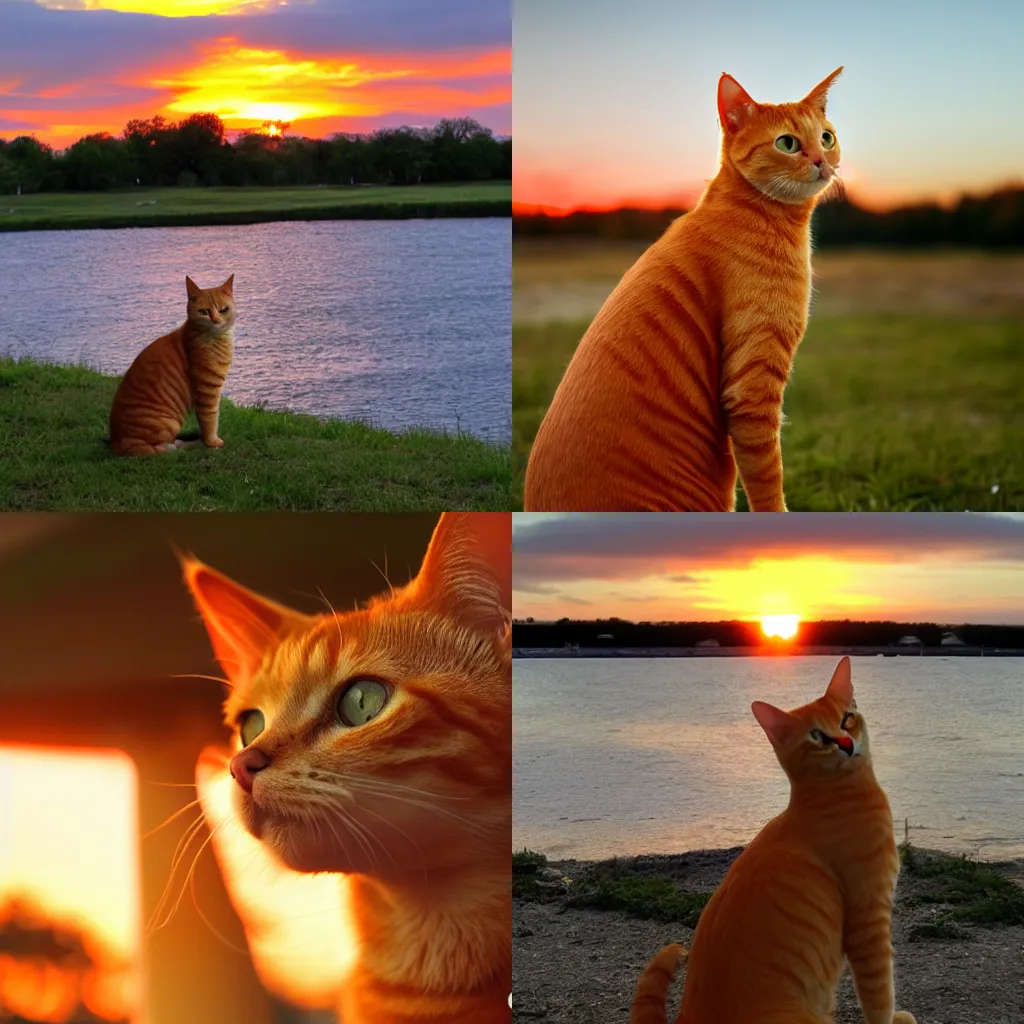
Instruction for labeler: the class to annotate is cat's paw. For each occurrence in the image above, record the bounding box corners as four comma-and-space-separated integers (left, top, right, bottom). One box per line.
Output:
205, 437, 225, 448
893, 1013, 917, 1024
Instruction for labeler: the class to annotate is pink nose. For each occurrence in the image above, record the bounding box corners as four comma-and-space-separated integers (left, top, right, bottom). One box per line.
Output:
230, 747, 271, 794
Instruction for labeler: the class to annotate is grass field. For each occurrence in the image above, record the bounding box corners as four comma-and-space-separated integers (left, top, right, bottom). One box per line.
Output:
0, 182, 511, 232
513, 241, 1024, 511
0, 358, 511, 511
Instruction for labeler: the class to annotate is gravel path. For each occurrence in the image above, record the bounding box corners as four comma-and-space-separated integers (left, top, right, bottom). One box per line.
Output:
512, 849, 1024, 1024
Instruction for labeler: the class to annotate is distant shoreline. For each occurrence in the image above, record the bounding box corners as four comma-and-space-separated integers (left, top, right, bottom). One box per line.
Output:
513, 645, 1024, 658
0, 182, 511, 233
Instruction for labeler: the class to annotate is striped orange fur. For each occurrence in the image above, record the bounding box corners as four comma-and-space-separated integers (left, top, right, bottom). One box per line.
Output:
524, 68, 844, 511
632, 658, 917, 1024
109, 274, 235, 456
629, 943, 687, 1024
183, 513, 512, 1024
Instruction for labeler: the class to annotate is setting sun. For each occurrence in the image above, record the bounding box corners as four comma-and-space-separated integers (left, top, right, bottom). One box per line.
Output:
761, 614, 800, 640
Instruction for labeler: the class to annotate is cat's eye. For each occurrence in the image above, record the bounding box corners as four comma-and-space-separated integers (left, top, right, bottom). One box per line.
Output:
239, 709, 265, 746
336, 679, 388, 727
775, 134, 800, 154
809, 728, 825, 743
219, 307, 230, 314
841, 711, 856, 731
821, 130, 836, 150
198, 308, 210, 315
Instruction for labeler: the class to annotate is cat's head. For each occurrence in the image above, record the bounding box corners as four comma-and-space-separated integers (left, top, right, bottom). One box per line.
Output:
717, 68, 843, 205
751, 657, 869, 780
182, 513, 511, 880
185, 274, 235, 335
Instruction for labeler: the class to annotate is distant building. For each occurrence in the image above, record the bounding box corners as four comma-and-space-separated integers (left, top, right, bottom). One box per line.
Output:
897, 636, 922, 646
596, 633, 615, 643
695, 639, 720, 648
940, 631, 965, 646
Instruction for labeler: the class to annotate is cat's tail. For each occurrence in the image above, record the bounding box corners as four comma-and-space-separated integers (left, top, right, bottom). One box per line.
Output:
629, 942, 688, 1024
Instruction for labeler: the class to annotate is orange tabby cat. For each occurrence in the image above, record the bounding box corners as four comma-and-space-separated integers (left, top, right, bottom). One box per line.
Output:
184, 512, 512, 1024
109, 274, 235, 456
632, 658, 916, 1024
524, 68, 844, 511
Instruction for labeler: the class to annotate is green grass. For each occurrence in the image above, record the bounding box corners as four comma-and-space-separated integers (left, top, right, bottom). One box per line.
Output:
0, 182, 511, 232
0, 358, 511, 510
512, 849, 711, 926
899, 844, 1024, 940
513, 314, 1024, 510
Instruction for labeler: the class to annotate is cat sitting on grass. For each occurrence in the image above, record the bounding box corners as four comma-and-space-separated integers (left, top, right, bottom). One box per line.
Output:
109, 274, 235, 456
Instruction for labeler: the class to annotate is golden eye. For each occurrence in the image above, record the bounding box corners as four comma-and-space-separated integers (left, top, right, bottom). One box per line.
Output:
336, 680, 388, 727
239, 709, 265, 746
821, 130, 836, 150
219, 307, 230, 314
841, 711, 856, 731
775, 134, 800, 154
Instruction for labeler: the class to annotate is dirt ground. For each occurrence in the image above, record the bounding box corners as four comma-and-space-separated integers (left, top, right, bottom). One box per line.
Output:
512, 849, 1024, 1024
512, 239, 1024, 324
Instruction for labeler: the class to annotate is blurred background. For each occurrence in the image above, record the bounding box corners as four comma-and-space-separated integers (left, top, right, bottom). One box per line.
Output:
512, 0, 1024, 511
0, 514, 439, 1024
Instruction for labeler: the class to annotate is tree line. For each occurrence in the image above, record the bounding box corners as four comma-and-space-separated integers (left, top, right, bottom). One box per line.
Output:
514, 188, 1024, 248
0, 114, 511, 194
512, 619, 1024, 649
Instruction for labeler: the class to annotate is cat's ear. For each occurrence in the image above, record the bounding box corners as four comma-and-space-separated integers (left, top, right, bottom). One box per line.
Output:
185, 276, 201, 300
717, 73, 758, 133
221, 274, 234, 296
751, 700, 800, 747
802, 66, 843, 115
404, 513, 511, 635
824, 655, 853, 707
181, 557, 317, 682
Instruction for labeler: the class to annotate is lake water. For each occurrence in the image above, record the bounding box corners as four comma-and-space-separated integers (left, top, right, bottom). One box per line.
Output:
0, 218, 510, 442
513, 656, 1024, 860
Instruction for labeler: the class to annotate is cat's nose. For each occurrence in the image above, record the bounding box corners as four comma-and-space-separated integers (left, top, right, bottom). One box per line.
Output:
230, 747, 271, 794
813, 158, 824, 167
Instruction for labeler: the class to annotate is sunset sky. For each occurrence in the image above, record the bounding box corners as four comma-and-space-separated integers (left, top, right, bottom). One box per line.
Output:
512, 514, 1024, 624
0, 0, 510, 147
514, 0, 1024, 212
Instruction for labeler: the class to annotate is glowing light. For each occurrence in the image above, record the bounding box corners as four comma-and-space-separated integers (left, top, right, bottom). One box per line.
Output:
761, 614, 800, 640
0, 744, 140, 1022
195, 748, 356, 1008
35, 0, 274, 15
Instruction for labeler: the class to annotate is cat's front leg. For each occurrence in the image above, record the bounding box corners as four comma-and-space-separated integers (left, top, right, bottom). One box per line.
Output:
843, 898, 901, 1024
194, 393, 224, 448
720, 339, 789, 512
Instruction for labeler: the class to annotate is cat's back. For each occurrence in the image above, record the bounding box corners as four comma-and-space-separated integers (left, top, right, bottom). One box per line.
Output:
109, 325, 190, 441
678, 814, 845, 1022
524, 219, 734, 512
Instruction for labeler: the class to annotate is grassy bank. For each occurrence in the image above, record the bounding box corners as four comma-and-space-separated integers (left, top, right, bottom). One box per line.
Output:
0, 182, 511, 232
0, 358, 511, 511
513, 314, 1024, 511
513, 844, 1024, 934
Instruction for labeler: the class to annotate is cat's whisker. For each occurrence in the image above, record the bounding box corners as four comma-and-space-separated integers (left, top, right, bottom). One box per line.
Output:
188, 858, 251, 957
148, 813, 207, 934
316, 770, 474, 803
141, 799, 202, 840
156, 818, 225, 934
343, 780, 492, 838
168, 672, 233, 687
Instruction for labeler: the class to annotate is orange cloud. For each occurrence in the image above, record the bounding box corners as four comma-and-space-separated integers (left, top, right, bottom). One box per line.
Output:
36, 0, 278, 14
9, 41, 510, 146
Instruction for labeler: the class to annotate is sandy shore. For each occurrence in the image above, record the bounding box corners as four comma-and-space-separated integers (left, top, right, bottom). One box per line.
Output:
512, 848, 1024, 1024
